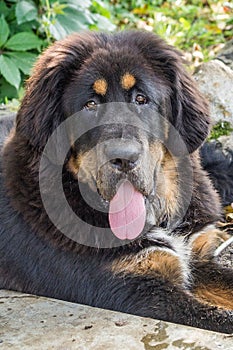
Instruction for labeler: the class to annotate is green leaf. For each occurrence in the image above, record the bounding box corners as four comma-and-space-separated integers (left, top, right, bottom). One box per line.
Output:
92, 14, 116, 31
6, 51, 37, 75
65, 0, 91, 9
50, 9, 92, 40
49, 20, 68, 41
16, 0, 38, 25
64, 7, 94, 26
0, 55, 21, 89
0, 15, 10, 47
5, 32, 42, 51
10, 19, 39, 34
0, 1, 10, 17
92, 0, 112, 18
0, 77, 18, 102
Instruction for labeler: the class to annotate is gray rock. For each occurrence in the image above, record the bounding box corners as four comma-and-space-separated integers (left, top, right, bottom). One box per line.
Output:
0, 111, 15, 150
217, 39, 233, 70
218, 133, 233, 150
217, 241, 233, 269
194, 59, 233, 125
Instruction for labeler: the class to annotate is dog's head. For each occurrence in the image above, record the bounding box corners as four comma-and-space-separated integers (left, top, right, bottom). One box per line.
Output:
16, 31, 210, 242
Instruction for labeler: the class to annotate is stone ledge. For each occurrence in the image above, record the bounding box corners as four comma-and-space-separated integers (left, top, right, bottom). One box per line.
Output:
0, 290, 232, 349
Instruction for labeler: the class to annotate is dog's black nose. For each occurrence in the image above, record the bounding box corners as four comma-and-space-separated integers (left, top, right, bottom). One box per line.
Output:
104, 141, 141, 172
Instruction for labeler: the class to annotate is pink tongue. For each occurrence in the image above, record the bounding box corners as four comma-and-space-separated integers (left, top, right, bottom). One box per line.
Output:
109, 181, 146, 240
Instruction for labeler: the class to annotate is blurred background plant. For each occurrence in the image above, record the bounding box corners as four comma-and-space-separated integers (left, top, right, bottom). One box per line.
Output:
0, 0, 116, 103
0, 0, 232, 103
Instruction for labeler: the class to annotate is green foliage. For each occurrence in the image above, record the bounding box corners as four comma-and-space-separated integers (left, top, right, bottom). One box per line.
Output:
5, 32, 42, 51
0, 0, 116, 102
16, 0, 38, 24
0, 8, 41, 100
0, 54, 21, 89
111, 0, 233, 64
0, 15, 10, 46
209, 121, 233, 140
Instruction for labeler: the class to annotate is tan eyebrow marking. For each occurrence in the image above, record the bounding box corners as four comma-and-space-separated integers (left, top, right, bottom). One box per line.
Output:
121, 73, 136, 90
93, 79, 108, 95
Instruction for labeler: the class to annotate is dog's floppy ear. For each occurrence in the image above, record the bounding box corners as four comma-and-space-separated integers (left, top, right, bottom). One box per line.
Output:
16, 33, 95, 151
135, 31, 210, 154
170, 65, 210, 154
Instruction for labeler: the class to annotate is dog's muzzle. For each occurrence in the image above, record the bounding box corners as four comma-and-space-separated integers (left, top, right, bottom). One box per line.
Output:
103, 139, 142, 173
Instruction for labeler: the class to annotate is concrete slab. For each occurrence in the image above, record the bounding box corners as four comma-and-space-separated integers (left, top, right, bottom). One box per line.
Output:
0, 290, 232, 350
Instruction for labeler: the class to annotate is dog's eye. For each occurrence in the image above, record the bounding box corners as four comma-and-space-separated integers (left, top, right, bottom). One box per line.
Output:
135, 94, 147, 105
84, 100, 97, 111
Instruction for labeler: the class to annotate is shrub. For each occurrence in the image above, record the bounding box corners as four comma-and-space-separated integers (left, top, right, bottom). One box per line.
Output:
0, 0, 115, 102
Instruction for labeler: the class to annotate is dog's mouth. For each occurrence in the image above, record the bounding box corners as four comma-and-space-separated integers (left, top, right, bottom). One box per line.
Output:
68, 135, 162, 242
107, 180, 147, 240
96, 179, 155, 241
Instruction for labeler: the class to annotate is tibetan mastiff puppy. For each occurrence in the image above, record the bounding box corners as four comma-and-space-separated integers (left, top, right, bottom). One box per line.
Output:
1, 31, 233, 333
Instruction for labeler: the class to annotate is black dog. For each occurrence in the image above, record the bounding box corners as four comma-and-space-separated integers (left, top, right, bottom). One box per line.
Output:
0, 31, 233, 333
201, 141, 233, 206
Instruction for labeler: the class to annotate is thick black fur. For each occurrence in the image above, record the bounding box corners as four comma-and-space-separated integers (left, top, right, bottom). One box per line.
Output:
0, 31, 233, 334
201, 141, 233, 206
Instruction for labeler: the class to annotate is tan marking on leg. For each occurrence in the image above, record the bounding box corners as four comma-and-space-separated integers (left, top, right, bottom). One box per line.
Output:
112, 251, 184, 286
194, 286, 233, 310
121, 73, 136, 90
191, 229, 230, 261
93, 79, 107, 95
